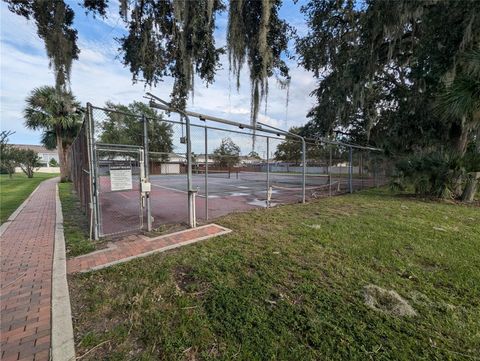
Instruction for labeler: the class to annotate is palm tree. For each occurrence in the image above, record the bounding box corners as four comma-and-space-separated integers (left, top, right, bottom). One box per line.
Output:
438, 49, 480, 155
24, 86, 81, 181
437, 49, 480, 201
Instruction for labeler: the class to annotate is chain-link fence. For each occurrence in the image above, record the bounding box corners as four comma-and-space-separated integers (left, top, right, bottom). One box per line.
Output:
70, 112, 94, 237
71, 102, 392, 239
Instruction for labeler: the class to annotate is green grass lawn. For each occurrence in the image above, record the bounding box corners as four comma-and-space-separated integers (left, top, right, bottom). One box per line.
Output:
58, 182, 96, 257
69, 189, 480, 361
0, 173, 59, 224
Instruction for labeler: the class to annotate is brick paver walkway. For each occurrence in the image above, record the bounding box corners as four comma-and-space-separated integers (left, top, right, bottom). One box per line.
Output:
1, 178, 58, 361
67, 224, 231, 274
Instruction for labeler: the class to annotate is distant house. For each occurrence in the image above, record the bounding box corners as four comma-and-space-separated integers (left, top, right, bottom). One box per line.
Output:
195, 154, 215, 165
238, 155, 263, 165
12, 144, 60, 169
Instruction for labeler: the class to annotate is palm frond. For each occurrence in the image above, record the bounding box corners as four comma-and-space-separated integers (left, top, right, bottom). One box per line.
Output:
40, 130, 58, 150
462, 48, 480, 77
23, 85, 81, 132
438, 76, 480, 120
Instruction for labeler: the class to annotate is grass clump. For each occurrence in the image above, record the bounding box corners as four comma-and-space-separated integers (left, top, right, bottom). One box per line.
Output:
58, 182, 96, 257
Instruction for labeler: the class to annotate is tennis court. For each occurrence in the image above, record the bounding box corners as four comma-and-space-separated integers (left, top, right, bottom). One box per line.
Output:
71, 103, 391, 238
96, 168, 379, 236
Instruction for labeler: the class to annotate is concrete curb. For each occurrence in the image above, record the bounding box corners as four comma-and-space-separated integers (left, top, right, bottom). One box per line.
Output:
0, 182, 42, 237
51, 183, 76, 361
80, 225, 232, 273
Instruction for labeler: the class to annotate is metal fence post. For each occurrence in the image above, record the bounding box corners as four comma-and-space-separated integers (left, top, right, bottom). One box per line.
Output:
142, 114, 152, 231
329, 145, 332, 197
87, 103, 101, 239
185, 114, 196, 228
360, 151, 364, 190
348, 146, 353, 193
204, 126, 208, 220
266, 137, 270, 207
138, 149, 145, 230
86, 103, 98, 240
302, 138, 306, 203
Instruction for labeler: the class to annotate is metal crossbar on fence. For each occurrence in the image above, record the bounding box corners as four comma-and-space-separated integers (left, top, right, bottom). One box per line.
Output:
70, 99, 392, 240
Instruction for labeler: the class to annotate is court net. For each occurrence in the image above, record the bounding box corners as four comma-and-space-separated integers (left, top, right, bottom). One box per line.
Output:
194, 169, 232, 179
234, 170, 331, 187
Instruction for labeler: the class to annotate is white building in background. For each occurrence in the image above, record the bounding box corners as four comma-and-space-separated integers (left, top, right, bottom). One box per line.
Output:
12, 144, 60, 173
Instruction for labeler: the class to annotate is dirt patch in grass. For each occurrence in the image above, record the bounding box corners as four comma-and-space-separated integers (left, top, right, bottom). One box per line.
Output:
143, 223, 188, 238
363, 284, 417, 317
173, 266, 210, 297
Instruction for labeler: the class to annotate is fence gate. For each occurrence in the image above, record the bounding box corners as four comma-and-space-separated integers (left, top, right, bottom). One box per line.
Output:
71, 102, 390, 240
94, 145, 144, 237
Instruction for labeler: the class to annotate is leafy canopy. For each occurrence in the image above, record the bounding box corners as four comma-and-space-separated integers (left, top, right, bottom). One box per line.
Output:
297, 0, 480, 155
0, 131, 17, 176
212, 137, 241, 168
99, 101, 174, 154
24, 86, 81, 145
5, 0, 79, 90
15, 149, 42, 178
5, 0, 291, 134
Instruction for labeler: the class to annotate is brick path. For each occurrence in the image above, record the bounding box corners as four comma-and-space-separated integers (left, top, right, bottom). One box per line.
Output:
67, 224, 231, 274
1, 178, 58, 361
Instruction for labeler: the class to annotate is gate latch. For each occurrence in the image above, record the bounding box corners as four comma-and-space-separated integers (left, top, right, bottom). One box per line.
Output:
141, 182, 151, 192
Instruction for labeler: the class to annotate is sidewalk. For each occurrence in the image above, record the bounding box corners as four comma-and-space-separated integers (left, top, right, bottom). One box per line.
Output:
1, 178, 58, 361
67, 224, 231, 274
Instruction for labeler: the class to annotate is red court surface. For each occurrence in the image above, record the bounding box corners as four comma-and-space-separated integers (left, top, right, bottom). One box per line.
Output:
96, 172, 383, 237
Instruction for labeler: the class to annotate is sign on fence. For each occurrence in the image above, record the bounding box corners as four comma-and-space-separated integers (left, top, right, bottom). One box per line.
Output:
110, 165, 132, 191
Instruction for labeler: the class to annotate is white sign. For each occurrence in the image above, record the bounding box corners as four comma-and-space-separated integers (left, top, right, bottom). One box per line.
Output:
110, 166, 132, 191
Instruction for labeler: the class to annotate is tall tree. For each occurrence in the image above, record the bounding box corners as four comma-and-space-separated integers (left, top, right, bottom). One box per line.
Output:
5, 0, 79, 90
297, 0, 480, 155
227, 0, 290, 135
5, 1, 290, 132
274, 127, 303, 164
16, 149, 42, 178
436, 49, 480, 155
117, 0, 225, 110
212, 137, 240, 168
0, 130, 17, 177
24, 86, 81, 181
99, 101, 174, 154
86, 1, 290, 132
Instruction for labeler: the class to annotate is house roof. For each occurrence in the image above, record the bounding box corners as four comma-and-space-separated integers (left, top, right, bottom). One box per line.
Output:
12, 144, 56, 153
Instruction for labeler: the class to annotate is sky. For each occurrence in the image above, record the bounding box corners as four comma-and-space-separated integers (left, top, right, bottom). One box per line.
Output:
0, 0, 317, 148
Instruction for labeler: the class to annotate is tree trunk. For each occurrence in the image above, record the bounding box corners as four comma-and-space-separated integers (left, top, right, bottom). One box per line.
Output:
64, 143, 72, 181
462, 172, 479, 202
455, 116, 469, 156
476, 126, 480, 153
56, 128, 68, 182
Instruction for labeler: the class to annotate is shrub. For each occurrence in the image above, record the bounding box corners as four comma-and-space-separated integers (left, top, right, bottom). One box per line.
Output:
16, 149, 42, 178
49, 158, 59, 167
391, 151, 465, 199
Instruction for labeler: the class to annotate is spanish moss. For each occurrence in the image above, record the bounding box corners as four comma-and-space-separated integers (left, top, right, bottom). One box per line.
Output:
227, 0, 290, 148
5, 0, 79, 91
119, 0, 224, 109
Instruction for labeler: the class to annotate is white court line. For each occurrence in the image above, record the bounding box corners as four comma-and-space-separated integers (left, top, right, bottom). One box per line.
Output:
150, 177, 328, 195
151, 183, 218, 198
151, 180, 267, 193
